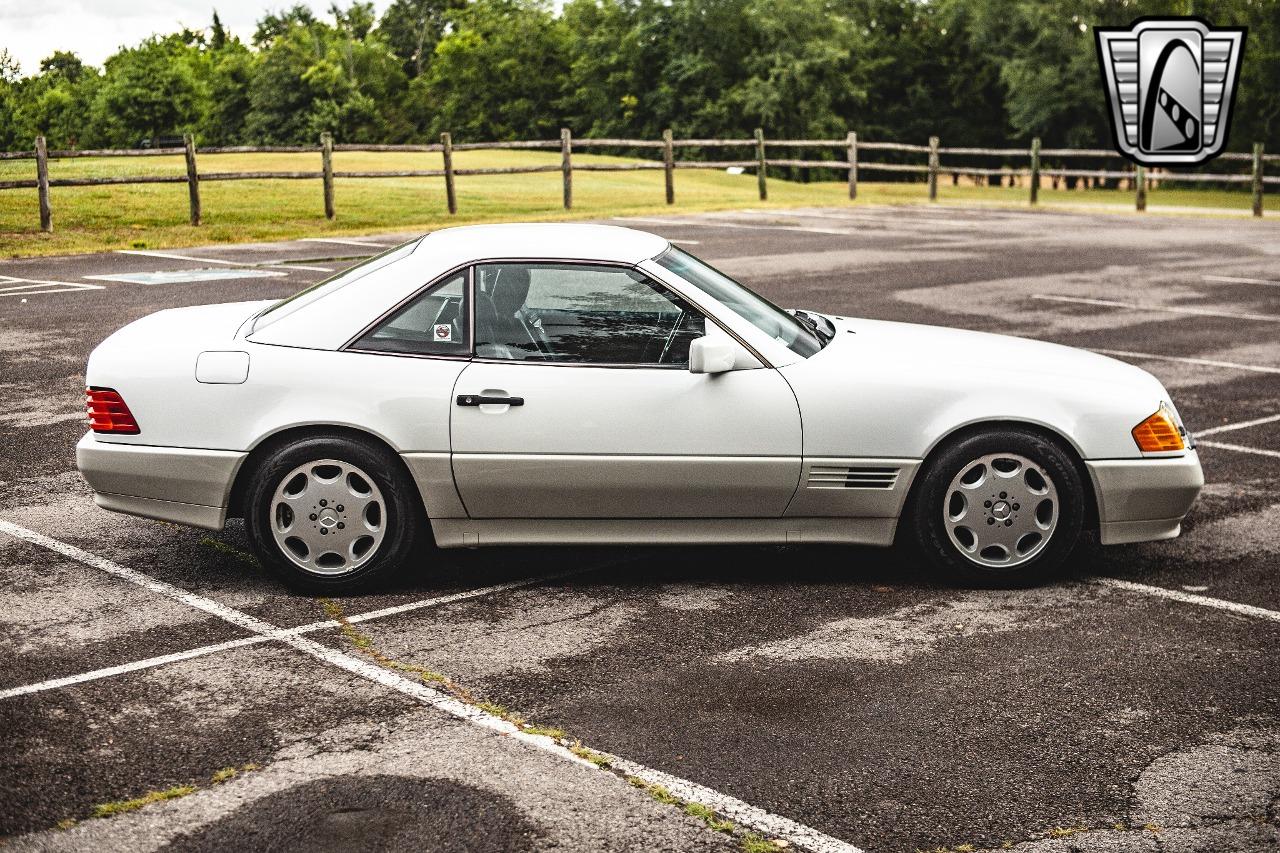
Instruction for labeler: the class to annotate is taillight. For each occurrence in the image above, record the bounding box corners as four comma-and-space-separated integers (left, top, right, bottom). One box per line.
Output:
1132, 404, 1183, 453
86, 387, 140, 434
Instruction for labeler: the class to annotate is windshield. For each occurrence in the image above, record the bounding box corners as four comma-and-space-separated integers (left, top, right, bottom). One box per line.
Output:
250, 240, 418, 332
655, 247, 824, 357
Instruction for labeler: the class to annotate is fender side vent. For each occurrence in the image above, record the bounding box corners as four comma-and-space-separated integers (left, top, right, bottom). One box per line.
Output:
807, 465, 899, 490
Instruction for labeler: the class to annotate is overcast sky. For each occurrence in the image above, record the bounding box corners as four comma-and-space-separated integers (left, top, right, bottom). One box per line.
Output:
0, 0, 394, 76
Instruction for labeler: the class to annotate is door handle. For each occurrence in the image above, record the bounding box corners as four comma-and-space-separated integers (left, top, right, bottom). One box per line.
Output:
457, 394, 524, 407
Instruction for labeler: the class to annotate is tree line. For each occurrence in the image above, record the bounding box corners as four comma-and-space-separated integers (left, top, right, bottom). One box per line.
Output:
0, 0, 1276, 154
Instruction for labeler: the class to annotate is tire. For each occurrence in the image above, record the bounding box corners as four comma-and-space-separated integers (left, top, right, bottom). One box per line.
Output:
244, 435, 423, 593
908, 428, 1086, 587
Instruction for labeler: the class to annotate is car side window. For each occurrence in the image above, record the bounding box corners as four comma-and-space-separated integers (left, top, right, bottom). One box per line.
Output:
474, 263, 706, 365
351, 272, 469, 356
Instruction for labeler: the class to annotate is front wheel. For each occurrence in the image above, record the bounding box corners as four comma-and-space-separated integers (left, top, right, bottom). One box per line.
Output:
244, 435, 423, 593
909, 429, 1086, 586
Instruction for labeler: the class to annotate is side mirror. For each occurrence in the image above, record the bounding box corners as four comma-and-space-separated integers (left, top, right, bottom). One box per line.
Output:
688, 336, 736, 374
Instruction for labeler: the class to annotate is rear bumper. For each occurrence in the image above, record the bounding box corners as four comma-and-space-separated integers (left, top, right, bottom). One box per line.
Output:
1086, 450, 1204, 545
76, 433, 246, 531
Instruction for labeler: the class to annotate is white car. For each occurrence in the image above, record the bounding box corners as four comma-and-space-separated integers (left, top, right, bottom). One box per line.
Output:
78, 224, 1203, 591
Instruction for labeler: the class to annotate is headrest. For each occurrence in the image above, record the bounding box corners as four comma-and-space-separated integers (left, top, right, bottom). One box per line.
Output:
490, 267, 531, 316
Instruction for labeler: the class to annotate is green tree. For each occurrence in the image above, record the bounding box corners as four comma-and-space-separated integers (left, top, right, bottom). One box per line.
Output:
9, 50, 103, 148
202, 25, 256, 145
378, 0, 461, 77
1215, 0, 1280, 151
560, 0, 646, 137
246, 3, 408, 143
89, 34, 210, 146
417, 0, 569, 140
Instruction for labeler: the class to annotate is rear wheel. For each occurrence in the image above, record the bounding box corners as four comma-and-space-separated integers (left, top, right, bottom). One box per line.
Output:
244, 436, 422, 593
909, 429, 1085, 586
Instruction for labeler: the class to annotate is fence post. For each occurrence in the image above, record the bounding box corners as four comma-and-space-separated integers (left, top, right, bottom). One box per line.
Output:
754, 128, 768, 201
320, 132, 335, 220
183, 133, 201, 226
441, 132, 457, 215
35, 136, 52, 233
927, 136, 939, 201
560, 128, 573, 210
1252, 142, 1264, 218
662, 129, 675, 205
1135, 165, 1147, 211
1029, 137, 1041, 206
846, 131, 858, 201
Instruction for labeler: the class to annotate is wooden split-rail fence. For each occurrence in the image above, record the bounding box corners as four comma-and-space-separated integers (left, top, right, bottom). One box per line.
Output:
2, 129, 1274, 232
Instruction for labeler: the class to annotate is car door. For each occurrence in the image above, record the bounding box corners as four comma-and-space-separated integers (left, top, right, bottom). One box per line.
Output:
451, 261, 802, 519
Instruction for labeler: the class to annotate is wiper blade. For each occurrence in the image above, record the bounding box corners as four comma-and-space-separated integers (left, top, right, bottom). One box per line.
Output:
793, 309, 834, 343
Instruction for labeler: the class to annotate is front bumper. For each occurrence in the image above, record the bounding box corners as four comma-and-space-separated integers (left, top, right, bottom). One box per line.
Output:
76, 433, 247, 530
1086, 450, 1204, 545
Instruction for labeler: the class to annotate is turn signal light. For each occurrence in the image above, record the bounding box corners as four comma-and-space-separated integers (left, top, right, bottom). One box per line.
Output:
1132, 405, 1183, 453
86, 387, 140, 434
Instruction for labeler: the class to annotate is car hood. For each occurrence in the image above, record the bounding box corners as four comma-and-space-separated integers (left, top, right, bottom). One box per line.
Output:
825, 315, 1157, 387
782, 314, 1180, 460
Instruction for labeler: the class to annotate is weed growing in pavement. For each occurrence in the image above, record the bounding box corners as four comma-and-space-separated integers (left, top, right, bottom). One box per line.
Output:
569, 744, 611, 769
57, 763, 263, 829
741, 833, 789, 852
684, 802, 736, 833
522, 725, 568, 740
320, 599, 457, 689
198, 536, 260, 567
928, 819, 1178, 852
627, 776, 681, 805
210, 763, 257, 784
318, 596, 791, 853
476, 701, 527, 726
90, 785, 197, 819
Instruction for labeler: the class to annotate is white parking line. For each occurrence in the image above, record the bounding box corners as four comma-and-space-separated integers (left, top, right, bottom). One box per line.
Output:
0, 519, 859, 853
1089, 348, 1280, 376
0, 636, 268, 700
604, 755, 863, 853
1033, 294, 1280, 323
1195, 414, 1280, 437
1096, 578, 1280, 624
0, 575, 577, 700
1195, 439, 1280, 459
113, 251, 334, 275
612, 216, 850, 236
300, 237, 393, 248
117, 249, 241, 266
265, 263, 336, 273
1203, 275, 1280, 287
0, 276, 105, 297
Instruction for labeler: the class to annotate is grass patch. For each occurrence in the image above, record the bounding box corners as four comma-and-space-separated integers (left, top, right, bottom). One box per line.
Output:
685, 802, 736, 834
0, 148, 1269, 257
740, 833, 786, 852
476, 701, 526, 727
522, 725, 568, 740
321, 598, 461, 692
211, 761, 261, 784
55, 818, 77, 830
198, 537, 260, 568
90, 785, 197, 819
569, 744, 611, 769
627, 776, 682, 805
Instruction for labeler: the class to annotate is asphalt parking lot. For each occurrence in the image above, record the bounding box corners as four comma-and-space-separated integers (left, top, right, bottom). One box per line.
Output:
2, 204, 1278, 853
